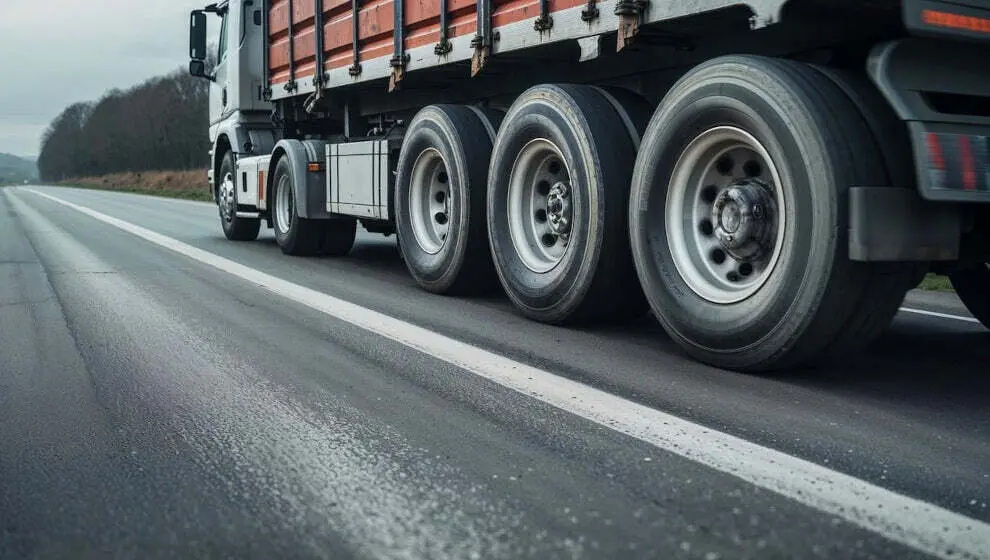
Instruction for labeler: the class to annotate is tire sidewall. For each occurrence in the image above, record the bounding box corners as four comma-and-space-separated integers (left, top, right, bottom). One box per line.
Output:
272, 157, 297, 249
219, 152, 238, 237
952, 265, 990, 327
630, 80, 837, 355
487, 87, 603, 318
394, 107, 473, 289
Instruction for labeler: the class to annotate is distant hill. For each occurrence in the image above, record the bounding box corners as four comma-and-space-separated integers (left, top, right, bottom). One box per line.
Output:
0, 153, 38, 184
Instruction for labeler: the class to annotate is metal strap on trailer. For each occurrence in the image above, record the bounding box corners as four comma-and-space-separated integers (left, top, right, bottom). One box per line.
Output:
263, 0, 271, 100
314, 0, 326, 87
285, 0, 298, 92
535, 0, 553, 32
349, 0, 362, 76
434, 0, 452, 56
389, 0, 408, 91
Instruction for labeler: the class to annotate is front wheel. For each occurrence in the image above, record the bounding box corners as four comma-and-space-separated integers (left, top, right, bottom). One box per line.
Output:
217, 151, 260, 241
951, 264, 990, 329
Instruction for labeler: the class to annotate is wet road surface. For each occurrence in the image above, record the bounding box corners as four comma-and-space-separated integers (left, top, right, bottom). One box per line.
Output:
1, 186, 987, 559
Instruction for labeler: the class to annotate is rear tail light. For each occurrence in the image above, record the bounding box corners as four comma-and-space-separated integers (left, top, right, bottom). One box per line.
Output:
921, 9, 990, 35
923, 131, 989, 192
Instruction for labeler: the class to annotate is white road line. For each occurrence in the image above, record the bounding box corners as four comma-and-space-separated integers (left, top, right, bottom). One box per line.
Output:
24, 188, 990, 560
899, 307, 981, 324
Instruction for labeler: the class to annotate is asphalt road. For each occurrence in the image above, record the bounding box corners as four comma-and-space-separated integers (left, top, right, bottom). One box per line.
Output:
1, 185, 987, 560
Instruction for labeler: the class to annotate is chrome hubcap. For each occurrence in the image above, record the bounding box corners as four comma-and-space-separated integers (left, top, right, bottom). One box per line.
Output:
711, 180, 777, 263
507, 139, 572, 273
546, 181, 572, 240
275, 174, 294, 234
408, 148, 451, 255
219, 173, 235, 222
666, 126, 785, 304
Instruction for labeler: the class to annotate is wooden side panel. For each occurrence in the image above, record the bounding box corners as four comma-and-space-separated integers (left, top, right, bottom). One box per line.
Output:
268, 0, 586, 86
269, 0, 291, 84
324, 0, 395, 70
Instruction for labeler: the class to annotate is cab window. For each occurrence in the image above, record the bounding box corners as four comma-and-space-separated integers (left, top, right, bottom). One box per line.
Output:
217, 12, 229, 64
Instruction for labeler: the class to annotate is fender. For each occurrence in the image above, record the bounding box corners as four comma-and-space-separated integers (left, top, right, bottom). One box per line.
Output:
268, 139, 331, 220
210, 115, 278, 192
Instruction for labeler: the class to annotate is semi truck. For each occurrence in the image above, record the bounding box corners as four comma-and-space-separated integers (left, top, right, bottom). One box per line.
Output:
187, 0, 990, 372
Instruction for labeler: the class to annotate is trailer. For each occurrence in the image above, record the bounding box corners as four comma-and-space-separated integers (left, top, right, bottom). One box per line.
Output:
187, 0, 990, 372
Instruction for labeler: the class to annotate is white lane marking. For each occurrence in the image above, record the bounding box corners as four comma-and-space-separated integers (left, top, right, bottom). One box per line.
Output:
899, 307, 981, 324
26, 188, 990, 560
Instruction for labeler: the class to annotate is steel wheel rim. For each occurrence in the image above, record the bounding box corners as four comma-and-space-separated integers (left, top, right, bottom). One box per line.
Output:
275, 174, 293, 234
507, 139, 572, 274
665, 126, 786, 304
408, 148, 451, 255
219, 173, 235, 223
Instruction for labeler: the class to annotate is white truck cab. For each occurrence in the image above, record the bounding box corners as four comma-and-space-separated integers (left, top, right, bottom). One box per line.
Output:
190, 1, 276, 208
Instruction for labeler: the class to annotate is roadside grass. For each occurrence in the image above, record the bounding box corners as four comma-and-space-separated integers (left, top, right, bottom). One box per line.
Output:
58, 169, 213, 202
61, 182, 213, 202
917, 273, 954, 292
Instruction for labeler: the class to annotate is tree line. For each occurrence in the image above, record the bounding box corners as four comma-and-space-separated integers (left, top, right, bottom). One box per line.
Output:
38, 68, 210, 181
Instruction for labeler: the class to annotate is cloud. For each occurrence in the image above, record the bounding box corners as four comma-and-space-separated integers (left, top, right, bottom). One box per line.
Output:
0, 0, 216, 156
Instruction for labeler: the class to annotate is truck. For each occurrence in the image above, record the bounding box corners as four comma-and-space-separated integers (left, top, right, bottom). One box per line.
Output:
187, 0, 990, 372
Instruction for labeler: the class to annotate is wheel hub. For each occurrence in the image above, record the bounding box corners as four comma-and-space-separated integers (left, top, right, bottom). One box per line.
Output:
663, 126, 786, 304
506, 139, 572, 273
219, 173, 235, 222
408, 148, 451, 255
546, 181, 572, 238
711, 179, 776, 262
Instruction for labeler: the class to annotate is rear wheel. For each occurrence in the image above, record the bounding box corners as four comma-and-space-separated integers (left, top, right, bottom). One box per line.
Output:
394, 105, 499, 294
951, 264, 990, 328
629, 55, 917, 372
271, 157, 337, 256
487, 84, 645, 324
319, 219, 357, 257
217, 151, 260, 241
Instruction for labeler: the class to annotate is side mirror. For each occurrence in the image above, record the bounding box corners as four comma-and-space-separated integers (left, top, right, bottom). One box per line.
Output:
189, 59, 214, 81
189, 10, 208, 61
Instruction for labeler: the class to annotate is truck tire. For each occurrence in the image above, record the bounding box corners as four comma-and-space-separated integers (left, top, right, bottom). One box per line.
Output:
318, 219, 357, 257
590, 86, 652, 148
217, 151, 261, 241
629, 55, 908, 372
951, 264, 990, 329
271, 156, 325, 256
487, 84, 645, 324
803, 65, 926, 357
394, 105, 498, 294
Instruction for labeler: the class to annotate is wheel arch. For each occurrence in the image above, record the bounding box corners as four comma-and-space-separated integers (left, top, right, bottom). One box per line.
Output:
267, 139, 331, 220
213, 135, 233, 203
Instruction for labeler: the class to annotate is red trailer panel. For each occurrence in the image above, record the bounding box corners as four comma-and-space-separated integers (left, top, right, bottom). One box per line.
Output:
268, 0, 586, 92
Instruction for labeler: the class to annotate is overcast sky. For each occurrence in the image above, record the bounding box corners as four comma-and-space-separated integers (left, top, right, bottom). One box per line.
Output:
0, 0, 216, 157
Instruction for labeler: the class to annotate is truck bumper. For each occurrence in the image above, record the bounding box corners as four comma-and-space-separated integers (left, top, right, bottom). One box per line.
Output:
867, 38, 990, 203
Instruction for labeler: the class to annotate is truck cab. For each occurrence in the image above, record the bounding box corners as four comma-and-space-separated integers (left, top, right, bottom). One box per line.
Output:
190, 1, 275, 203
